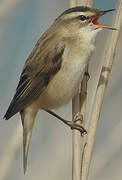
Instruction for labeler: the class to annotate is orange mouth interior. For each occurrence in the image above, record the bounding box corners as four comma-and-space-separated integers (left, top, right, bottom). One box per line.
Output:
92, 16, 105, 28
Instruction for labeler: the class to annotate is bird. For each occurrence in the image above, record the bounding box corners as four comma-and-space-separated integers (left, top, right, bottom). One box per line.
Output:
3, 6, 116, 173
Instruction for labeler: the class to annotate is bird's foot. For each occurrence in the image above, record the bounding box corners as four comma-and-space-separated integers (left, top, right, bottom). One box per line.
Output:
66, 120, 87, 135
65, 112, 87, 135
44, 109, 87, 135
72, 112, 87, 135
74, 112, 83, 123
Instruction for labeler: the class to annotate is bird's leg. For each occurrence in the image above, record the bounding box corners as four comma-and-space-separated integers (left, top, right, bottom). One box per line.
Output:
43, 109, 87, 135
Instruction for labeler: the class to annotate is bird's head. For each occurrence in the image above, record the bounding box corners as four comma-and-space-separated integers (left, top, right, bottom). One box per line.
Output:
56, 6, 116, 36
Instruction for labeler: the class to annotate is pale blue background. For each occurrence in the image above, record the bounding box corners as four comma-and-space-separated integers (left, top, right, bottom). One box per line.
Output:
0, 0, 122, 180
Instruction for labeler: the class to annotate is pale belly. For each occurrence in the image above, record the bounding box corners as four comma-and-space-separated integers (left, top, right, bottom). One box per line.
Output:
35, 57, 87, 109
29, 32, 95, 110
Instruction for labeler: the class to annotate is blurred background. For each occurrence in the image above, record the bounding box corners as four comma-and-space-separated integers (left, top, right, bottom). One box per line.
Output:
0, 0, 122, 179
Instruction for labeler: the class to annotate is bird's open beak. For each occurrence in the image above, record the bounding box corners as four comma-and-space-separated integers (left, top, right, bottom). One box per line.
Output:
91, 9, 117, 30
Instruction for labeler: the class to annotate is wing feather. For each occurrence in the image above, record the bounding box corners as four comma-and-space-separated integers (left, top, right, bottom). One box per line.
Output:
4, 33, 65, 120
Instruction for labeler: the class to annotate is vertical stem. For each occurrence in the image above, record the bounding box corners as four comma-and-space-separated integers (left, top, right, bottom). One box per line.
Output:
72, 93, 81, 180
81, 1, 122, 180
70, 1, 94, 180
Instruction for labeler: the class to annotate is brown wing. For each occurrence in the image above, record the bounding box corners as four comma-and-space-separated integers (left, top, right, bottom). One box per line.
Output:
4, 33, 65, 120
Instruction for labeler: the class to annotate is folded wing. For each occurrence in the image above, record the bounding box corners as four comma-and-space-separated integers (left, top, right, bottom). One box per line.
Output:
4, 33, 65, 120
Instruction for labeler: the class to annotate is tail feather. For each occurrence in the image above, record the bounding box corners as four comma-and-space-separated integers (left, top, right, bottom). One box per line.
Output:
20, 108, 37, 173
23, 127, 33, 174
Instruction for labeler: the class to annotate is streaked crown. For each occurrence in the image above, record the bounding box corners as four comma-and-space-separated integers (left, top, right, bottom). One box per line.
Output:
55, 6, 115, 30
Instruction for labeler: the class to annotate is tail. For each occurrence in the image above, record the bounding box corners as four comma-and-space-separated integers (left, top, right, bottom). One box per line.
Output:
20, 107, 37, 174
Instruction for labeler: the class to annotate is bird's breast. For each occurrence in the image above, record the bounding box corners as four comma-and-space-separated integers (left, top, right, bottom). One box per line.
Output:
36, 43, 94, 109
36, 40, 93, 109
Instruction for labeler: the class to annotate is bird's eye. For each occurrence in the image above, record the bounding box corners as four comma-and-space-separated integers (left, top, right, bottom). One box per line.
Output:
79, 15, 87, 21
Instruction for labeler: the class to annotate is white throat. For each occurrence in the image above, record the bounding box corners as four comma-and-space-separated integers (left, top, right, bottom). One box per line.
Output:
78, 23, 101, 45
